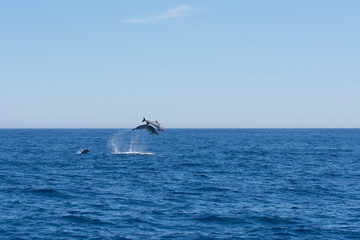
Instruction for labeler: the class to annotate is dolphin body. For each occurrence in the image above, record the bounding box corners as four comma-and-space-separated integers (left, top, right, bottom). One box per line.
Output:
142, 118, 165, 133
80, 149, 90, 154
133, 124, 159, 135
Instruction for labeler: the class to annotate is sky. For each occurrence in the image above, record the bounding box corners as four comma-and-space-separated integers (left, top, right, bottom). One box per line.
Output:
0, 0, 359, 128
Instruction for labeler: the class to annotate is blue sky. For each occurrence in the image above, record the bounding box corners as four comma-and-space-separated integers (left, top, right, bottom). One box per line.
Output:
1, 0, 359, 128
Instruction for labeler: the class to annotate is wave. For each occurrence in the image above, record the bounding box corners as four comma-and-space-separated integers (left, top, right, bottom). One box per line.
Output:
193, 214, 248, 224
61, 214, 112, 226
29, 188, 74, 199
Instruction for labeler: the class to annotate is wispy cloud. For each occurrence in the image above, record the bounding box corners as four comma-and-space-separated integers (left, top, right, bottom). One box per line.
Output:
122, 5, 191, 23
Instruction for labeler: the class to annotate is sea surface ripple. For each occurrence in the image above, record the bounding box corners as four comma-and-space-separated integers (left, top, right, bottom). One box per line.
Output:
1, 129, 360, 239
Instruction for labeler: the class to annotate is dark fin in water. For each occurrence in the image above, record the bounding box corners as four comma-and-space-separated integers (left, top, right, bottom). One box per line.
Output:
142, 117, 146, 122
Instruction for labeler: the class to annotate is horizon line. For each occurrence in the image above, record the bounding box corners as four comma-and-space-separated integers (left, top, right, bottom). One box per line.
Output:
1, 127, 359, 130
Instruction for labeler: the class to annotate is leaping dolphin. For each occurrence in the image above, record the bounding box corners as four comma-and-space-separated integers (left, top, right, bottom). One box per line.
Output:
133, 124, 159, 135
142, 118, 165, 132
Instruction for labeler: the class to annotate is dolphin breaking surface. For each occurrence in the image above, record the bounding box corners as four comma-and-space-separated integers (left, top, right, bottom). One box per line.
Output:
109, 118, 165, 155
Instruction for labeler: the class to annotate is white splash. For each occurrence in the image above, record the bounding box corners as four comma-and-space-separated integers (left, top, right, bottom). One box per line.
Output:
113, 151, 155, 155
110, 138, 121, 154
109, 130, 155, 155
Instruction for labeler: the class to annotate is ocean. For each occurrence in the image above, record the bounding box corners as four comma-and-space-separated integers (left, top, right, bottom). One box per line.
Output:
0, 129, 359, 239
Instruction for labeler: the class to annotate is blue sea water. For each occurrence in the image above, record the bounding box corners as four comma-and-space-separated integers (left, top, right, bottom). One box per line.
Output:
1, 129, 360, 240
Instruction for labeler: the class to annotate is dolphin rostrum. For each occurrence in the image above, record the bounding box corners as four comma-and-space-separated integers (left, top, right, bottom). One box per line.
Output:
133, 123, 159, 135
142, 118, 165, 132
